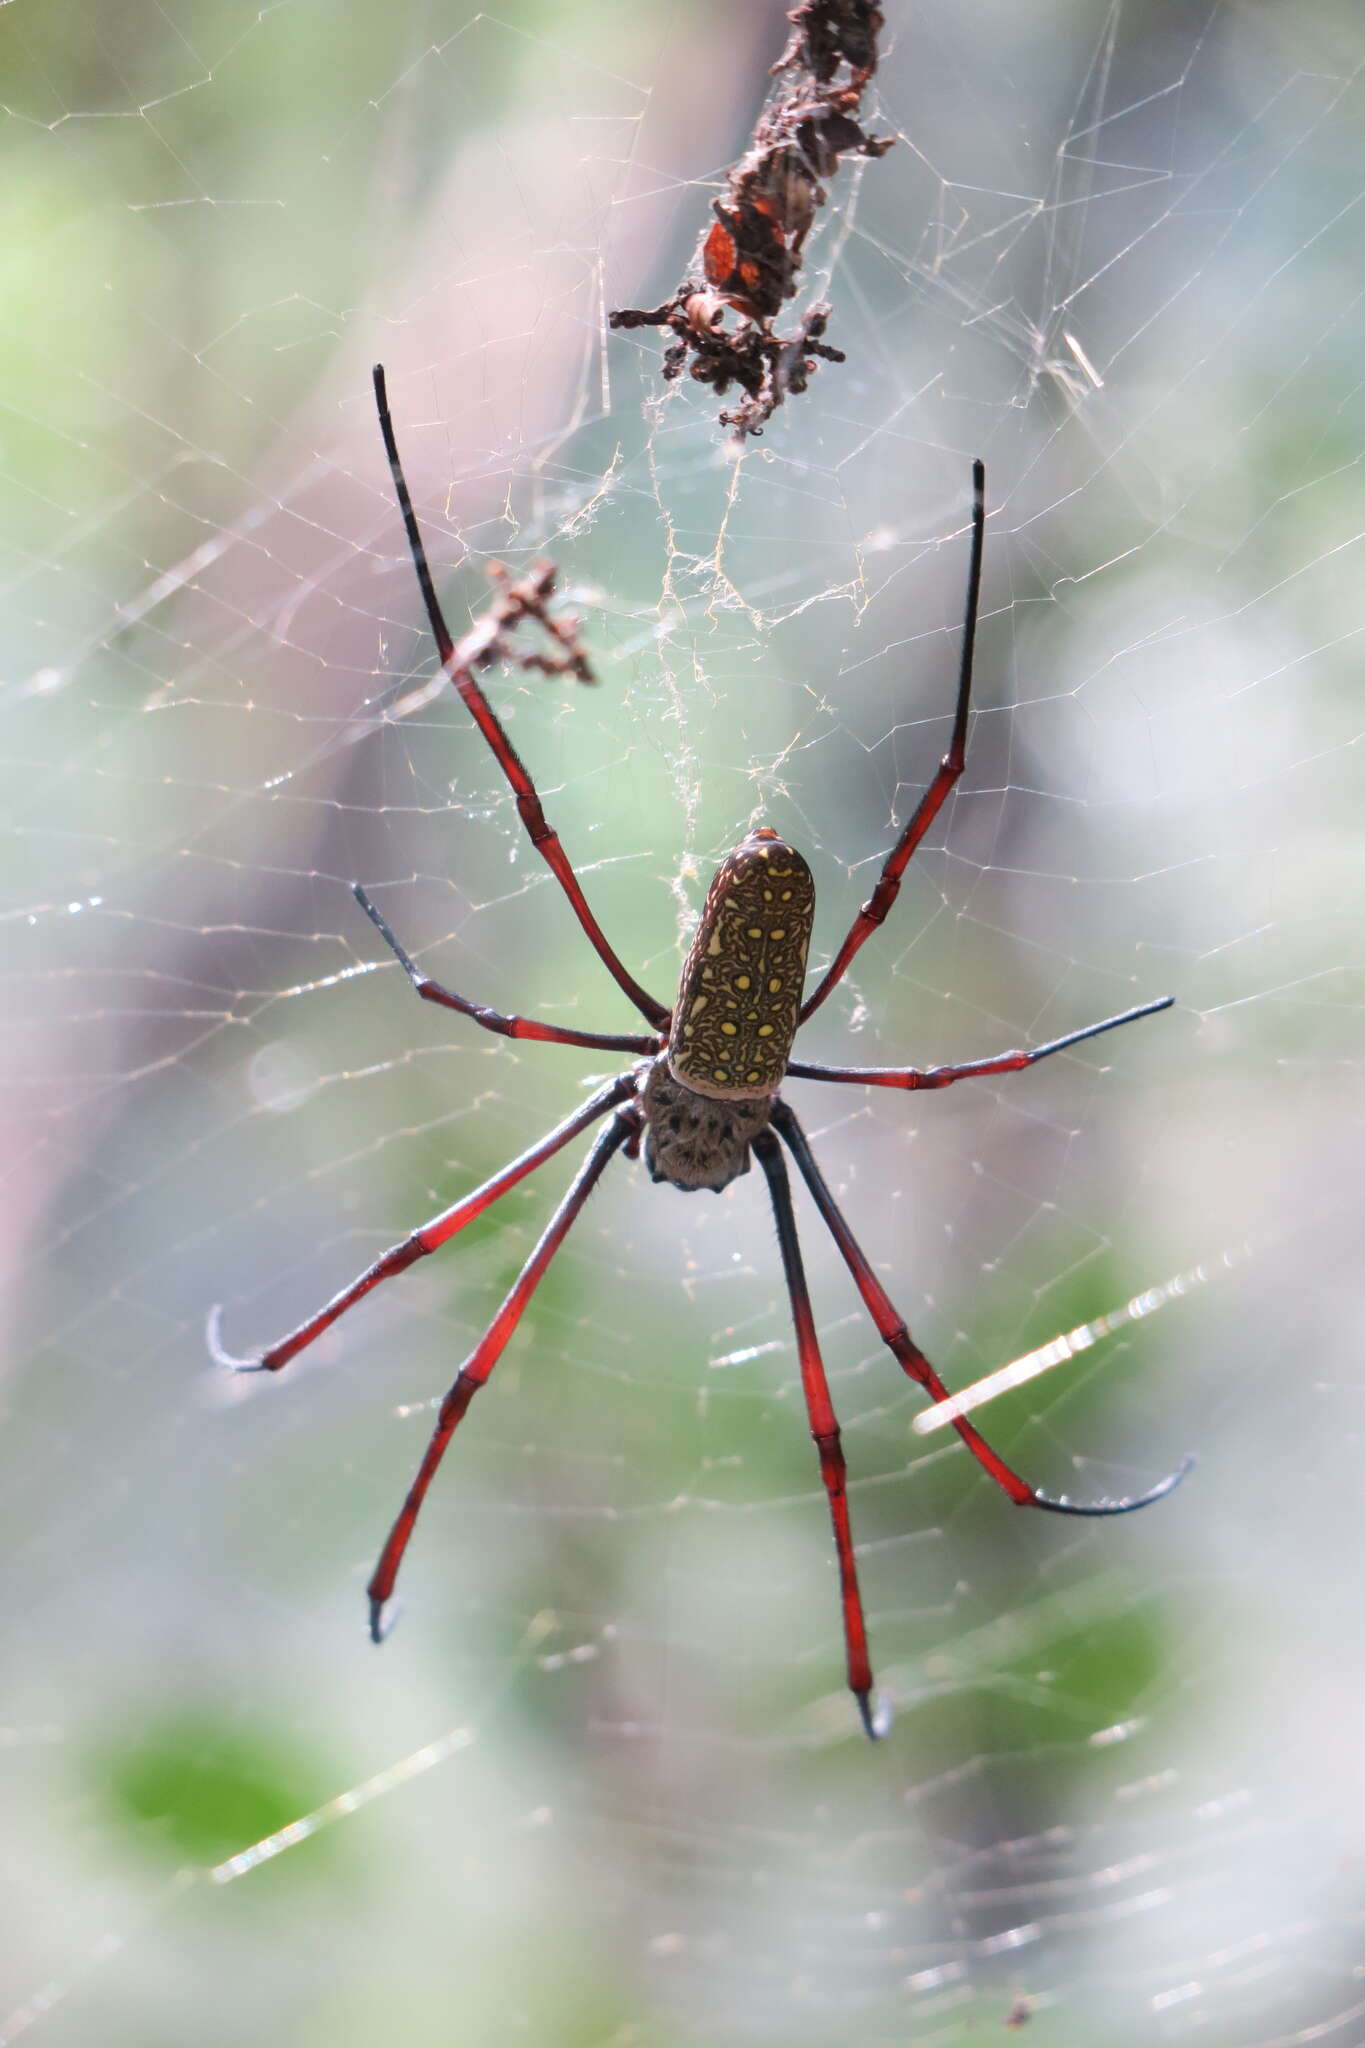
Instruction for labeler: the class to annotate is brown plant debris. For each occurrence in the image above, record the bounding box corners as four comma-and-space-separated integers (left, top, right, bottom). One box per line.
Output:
610, 1, 893, 438
456, 561, 596, 686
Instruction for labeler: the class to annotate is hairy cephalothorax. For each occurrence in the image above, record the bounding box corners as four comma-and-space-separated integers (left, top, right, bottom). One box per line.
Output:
209, 367, 1190, 1743
640, 1060, 773, 1193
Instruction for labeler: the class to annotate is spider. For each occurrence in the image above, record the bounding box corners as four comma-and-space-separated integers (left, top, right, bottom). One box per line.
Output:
210, 364, 1192, 1740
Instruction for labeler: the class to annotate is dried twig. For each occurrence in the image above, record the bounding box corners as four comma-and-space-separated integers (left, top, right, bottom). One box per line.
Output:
455, 561, 595, 686
610, 0, 893, 438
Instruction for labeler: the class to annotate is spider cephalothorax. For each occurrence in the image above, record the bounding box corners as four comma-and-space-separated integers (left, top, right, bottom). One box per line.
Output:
209, 366, 1191, 1743
640, 1061, 771, 1192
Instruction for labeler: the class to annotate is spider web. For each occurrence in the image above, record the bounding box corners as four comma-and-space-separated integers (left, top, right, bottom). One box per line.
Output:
4, 2, 1364, 2042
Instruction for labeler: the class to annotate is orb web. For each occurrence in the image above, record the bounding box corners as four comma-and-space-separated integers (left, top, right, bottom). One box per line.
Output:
4, 4, 1364, 2043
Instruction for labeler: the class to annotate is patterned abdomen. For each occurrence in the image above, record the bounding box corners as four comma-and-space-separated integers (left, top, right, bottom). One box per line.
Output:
668, 828, 815, 1100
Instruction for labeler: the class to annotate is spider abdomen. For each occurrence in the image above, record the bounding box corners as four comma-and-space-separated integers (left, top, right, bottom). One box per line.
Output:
668, 827, 814, 1101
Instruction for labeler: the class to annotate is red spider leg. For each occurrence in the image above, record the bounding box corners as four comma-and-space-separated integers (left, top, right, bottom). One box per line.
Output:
800, 460, 985, 1027
354, 885, 661, 1055
787, 996, 1173, 1091
367, 1106, 636, 1640
208, 1074, 637, 1376
753, 1132, 882, 1740
371, 365, 669, 1032
771, 1101, 1193, 1515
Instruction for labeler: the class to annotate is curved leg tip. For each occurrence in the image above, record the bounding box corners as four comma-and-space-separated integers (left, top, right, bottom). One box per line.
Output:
205, 1305, 268, 1374
856, 1689, 892, 1741
1029, 1450, 1195, 1518
369, 1596, 399, 1645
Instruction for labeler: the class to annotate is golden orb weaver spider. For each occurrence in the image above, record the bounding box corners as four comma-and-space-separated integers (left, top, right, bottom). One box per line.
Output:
210, 364, 1192, 1740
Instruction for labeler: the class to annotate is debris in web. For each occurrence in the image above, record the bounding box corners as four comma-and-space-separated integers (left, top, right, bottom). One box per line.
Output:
609, 0, 894, 439
455, 560, 596, 686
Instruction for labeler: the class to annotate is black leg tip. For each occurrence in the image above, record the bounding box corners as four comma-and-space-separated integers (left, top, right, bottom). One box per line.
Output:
368, 1597, 389, 1645
856, 1689, 890, 1740
1029, 1450, 1195, 1518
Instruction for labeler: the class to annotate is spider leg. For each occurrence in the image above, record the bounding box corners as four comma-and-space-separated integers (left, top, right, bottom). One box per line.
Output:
372, 365, 669, 1032
799, 461, 985, 1027
207, 1074, 637, 1376
771, 1101, 1192, 1515
753, 1131, 883, 1741
787, 995, 1173, 1091
354, 885, 661, 1055
366, 1106, 637, 1640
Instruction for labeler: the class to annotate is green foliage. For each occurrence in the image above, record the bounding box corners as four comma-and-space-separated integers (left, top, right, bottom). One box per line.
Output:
90, 1709, 339, 1869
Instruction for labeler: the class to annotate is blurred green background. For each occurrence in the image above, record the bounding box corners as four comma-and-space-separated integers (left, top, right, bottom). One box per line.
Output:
4, 1, 1364, 2042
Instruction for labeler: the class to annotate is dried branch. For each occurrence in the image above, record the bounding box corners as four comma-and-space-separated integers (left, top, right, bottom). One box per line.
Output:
610, 0, 893, 439
455, 561, 596, 686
